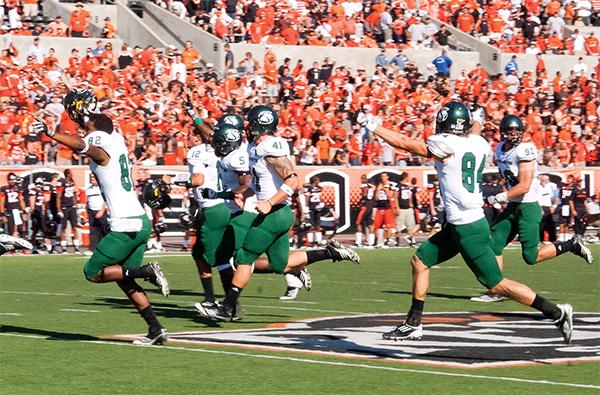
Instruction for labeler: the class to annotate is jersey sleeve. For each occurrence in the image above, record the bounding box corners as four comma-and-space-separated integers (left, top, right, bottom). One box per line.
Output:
257, 137, 290, 157
515, 143, 537, 162
85, 131, 114, 157
426, 134, 455, 159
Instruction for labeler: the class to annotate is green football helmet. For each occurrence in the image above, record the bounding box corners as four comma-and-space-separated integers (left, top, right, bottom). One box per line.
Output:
246, 105, 278, 142
499, 114, 524, 145
63, 89, 98, 125
217, 113, 244, 130
435, 101, 472, 135
211, 123, 243, 157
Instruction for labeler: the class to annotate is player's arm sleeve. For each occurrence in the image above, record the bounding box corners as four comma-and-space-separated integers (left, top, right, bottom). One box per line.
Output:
426, 134, 455, 161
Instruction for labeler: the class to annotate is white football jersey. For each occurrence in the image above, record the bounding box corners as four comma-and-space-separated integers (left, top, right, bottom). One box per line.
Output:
219, 142, 257, 212
187, 143, 223, 208
249, 135, 291, 205
428, 133, 488, 225
86, 131, 145, 231
495, 141, 541, 203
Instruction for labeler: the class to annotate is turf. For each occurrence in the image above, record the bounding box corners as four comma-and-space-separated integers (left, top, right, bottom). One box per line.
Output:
0, 246, 599, 394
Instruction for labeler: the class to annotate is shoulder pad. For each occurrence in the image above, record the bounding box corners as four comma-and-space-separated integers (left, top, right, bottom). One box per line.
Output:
516, 143, 537, 162
426, 134, 455, 160
85, 130, 112, 151
256, 136, 290, 157
229, 149, 250, 172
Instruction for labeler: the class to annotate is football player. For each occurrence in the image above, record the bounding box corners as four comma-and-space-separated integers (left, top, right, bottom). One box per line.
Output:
305, 176, 323, 247
395, 172, 417, 247
356, 101, 575, 344
33, 89, 170, 346
196, 105, 359, 321
355, 175, 374, 247
56, 169, 83, 253
373, 172, 397, 247
0, 233, 32, 256
472, 115, 593, 302
0, 173, 27, 237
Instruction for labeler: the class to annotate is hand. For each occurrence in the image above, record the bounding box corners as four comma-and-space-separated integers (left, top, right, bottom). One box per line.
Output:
487, 192, 508, 205
352, 110, 377, 132
183, 100, 198, 120
233, 192, 244, 208
57, 211, 64, 219
256, 200, 272, 215
199, 188, 218, 199
33, 117, 53, 137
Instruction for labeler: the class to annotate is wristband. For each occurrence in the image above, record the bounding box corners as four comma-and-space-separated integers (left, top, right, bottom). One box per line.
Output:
494, 192, 508, 203
281, 184, 295, 197
79, 139, 90, 154
193, 117, 203, 126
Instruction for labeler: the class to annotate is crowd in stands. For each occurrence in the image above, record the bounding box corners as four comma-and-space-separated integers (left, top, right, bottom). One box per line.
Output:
1, 1, 116, 38
0, 36, 599, 167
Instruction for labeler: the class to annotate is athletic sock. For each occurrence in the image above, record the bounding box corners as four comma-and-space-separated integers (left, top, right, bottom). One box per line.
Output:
140, 306, 162, 333
217, 264, 233, 294
307, 232, 314, 245
368, 233, 376, 246
315, 232, 322, 244
223, 286, 242, 312
306, 249, 331, 264
406, 298, 424, 326
201, 277, 215, 303
355, 232, 362, 245
530, 294, 562, 321
553, 238, 575, 256
376, 229, 384, 246
123, 265, 152, 280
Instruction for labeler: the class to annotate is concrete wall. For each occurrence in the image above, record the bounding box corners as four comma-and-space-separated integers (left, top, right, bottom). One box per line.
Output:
1, 35, 123, 67
229, 43, 480, 79
563, 25, 600, 38
498, 52, 598, 78
44, 0, 117, 37
142, 2, 223, 68
116, 2, 167, 48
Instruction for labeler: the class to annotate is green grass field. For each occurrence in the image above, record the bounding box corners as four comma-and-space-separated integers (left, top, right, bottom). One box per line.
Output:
1, 246, 599, 394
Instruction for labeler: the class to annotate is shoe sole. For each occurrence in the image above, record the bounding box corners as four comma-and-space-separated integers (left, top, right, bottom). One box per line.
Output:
469, 297, 508, 302
559, 304, 574, 344
382, 335, 423, 341
149, 262, 170, 298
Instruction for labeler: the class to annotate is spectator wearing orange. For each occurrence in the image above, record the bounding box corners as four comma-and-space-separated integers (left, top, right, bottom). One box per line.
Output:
584, 32, 599, 55
181, 41, 201, 69
69, 2, 91, 37
46, 16, 68, 36
102, 17, 116, 39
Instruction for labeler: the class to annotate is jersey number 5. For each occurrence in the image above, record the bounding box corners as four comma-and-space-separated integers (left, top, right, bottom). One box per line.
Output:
119, 154, 133, 191
461, 152, 485, 193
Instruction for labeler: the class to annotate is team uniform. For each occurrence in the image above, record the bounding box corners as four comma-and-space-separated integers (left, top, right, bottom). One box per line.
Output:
490, 141, 542, 265
481, 179, 503, 225
187, 143, 231, 267
396, 182, 415, 232
415, 133, 503, 289
428, 181, 444, 228
1, 184, 24, 235
58, 178, 79, 231
305, 184, 323, 227
373, 183, 397, 230
571, 185, 588, 236
235, 135, 294, 274
83, 131, 151, 281
356, 182, 374, 228
558, 183, 574, 225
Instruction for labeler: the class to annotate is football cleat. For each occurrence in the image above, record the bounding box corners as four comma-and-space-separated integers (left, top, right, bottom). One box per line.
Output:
470, 292, 509, 303
132, 327, 168, 346
279, 287, 300, 300
195, 301, 234, 322
382, 324, 423, 341
571, 235, 593, 264
146, 262, 170, 298
287, 268, 312, 291
232, 301, 244, 321
0, 234, 33, 251
326, 240, 361, 264
554, 303, 574, 344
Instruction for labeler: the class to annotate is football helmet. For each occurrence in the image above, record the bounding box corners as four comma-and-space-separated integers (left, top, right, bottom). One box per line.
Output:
143, 179, 172, 209
499, 114, 524, 145
211, 123, 243, 157
435, 101, 472, 136
217, 113, 244, 130
63, 89, 98, 125
246, 105, 278, 142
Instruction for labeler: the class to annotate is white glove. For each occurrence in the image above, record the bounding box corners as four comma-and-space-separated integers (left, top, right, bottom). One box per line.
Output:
57, 211, 64, 219
471, 107, 484, 125
33, 118, 53, 137
183, 101, 199, 120
353, 110, 378, 132
487, 192, 508, 205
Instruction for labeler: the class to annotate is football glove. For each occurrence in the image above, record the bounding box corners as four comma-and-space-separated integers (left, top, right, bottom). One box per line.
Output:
487, 192, 508, 205
199, 188, 219, 199
353, 110, 378, 132
33, 118, 53, 137
183, 101, 199, 120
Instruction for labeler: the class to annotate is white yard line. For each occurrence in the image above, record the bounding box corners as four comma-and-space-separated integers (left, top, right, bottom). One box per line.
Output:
352, 298, 387, 303
0, 332, 598, 390
59, 309, 100, 313
0, 313, 21, 316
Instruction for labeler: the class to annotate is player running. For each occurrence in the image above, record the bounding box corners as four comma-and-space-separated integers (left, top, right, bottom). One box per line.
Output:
355, 101, 575, 344
32, 89, 170, 346
472, 115, 593, 302
195, 105, 359, 321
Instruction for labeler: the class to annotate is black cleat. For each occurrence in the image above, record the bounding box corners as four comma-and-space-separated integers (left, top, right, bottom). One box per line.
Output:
382, 324, 423, 341
326, 240, 361, 264
195, 301, 234, 322
571, 235, 593, 264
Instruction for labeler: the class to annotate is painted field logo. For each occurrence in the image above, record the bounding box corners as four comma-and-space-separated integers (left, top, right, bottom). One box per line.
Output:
159, 312, 600, 368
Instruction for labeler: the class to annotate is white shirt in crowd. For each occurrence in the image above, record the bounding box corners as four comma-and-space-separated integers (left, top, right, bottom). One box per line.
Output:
538, 181, 558, 207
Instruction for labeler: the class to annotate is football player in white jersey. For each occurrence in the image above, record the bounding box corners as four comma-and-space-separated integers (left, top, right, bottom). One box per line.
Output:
355, 101, 574, 344
32, 89, 170, 346
470, 114, 593, 302
196, 105, 359, 321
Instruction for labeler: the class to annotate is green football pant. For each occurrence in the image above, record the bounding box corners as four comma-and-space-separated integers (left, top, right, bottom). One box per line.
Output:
192, 203, 231, 267
235, 204, 294, 274
416, 217, 503, 288
218, 210, 258, 263
491, 202, 542, 265
84, 215, 151, 281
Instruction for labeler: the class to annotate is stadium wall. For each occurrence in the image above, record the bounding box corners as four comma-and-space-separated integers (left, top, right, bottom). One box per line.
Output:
228, 44, 481, 79
497, 53, 599, 78
115, 1, 168, 49
44, 0, 116, 37
1, 166, 597, 238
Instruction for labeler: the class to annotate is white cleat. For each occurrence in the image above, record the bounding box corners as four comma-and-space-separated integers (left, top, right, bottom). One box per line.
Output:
0, 234, 33, 251
147, 261, 170, 298
571, 235, 593, 264
555, 303, 574, 344
326, 240, 361, 264
132, 328, 168, 346
279, 287, 300, 300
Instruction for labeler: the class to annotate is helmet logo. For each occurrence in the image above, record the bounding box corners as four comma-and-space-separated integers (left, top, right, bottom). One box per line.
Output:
224, 129, 240, 142
455, 119, 465, 130
257, 110, 274, 125
438, 107, 449, 122
222, 115, 238, 125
